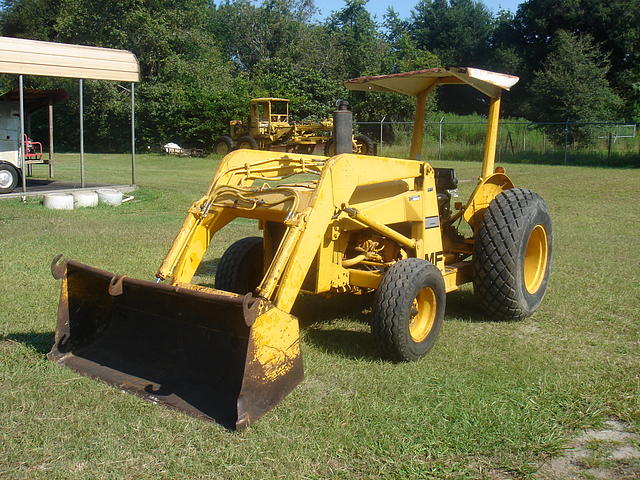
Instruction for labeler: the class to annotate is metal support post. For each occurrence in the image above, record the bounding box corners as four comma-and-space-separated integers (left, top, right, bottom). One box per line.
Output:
79, 79, 85, 187
438, 116, 444, 161
19, 75, 26, 194
131, 82, 136, 185
481, 95, 501, 179
409, 89, 428, 160
48, 99, 54, 178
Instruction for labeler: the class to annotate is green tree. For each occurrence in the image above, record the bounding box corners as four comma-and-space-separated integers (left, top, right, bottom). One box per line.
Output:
0, 0, 62, 40
410, 0, 493, 67
514, 0, 640, 120
325, 0, 390, 79
409, 0, 495, 115
1, 0, 246, 150
251, 57, 346, 120
529, 30, 622, 144
208, 0, 317, 72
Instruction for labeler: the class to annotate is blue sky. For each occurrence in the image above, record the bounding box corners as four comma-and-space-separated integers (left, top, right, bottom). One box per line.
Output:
316, 0, 523, 20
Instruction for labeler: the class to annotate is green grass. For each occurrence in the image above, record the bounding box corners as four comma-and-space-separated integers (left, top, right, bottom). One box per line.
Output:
1, 152, 639, 479
376, 116, 640, 168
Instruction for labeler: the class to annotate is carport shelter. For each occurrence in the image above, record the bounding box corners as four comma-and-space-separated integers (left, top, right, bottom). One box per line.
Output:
0, 36, 140, 195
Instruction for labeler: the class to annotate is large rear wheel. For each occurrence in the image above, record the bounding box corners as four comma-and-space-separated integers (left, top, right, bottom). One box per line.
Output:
371, 258, 446, 362
354, 134, 374, 155
473, 188, 553, 320
215, 236, 264, 294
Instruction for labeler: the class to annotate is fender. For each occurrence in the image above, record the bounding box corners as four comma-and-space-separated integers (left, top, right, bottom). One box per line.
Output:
462, 172, 514, 231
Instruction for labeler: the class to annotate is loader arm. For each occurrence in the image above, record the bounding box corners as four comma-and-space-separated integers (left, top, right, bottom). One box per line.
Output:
158, 150, 429, 314
268, 153, 424, 312
157, 149, 327, 284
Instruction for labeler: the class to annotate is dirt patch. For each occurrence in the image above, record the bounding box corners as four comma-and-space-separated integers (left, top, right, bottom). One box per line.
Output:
536, 417, 640, 479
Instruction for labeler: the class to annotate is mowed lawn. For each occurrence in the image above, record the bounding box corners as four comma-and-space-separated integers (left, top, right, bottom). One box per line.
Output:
0, 153, 638, 479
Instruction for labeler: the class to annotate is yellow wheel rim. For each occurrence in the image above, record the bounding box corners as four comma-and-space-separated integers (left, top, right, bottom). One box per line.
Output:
523, 224, 548, 294
409, 287, 437, 342
215, 143, 228, 154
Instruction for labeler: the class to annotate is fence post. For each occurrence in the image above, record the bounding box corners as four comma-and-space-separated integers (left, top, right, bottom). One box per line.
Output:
564, 120, 569, 165
379, 115, 386, 153
438, 116, 444, 161
607, 132, 613, 159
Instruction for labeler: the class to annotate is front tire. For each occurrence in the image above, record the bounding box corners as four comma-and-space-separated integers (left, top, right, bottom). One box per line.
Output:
0, 163, 19, 194
214, 236, 264, 294
213, 135, 234, 155
371, 258, 446, 362
473, 188, 553, 320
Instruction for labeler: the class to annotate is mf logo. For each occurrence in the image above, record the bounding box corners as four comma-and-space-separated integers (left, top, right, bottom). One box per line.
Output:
426, 251, 444, 265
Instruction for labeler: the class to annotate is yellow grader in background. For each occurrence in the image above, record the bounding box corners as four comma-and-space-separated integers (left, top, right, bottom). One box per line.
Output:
49, 67, 552, 431
212, 97, 375, 155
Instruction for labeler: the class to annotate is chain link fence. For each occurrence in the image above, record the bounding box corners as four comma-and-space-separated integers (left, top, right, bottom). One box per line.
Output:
355, 119, 639, 166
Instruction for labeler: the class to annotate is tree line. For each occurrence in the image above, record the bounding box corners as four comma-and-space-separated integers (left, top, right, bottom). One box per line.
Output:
1, 0, 638, 151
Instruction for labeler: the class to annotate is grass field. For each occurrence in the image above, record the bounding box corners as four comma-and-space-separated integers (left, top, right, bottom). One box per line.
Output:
1, 152, 639, 479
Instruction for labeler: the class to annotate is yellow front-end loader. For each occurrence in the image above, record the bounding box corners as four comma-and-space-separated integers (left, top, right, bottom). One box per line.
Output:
48, 67, 552, 430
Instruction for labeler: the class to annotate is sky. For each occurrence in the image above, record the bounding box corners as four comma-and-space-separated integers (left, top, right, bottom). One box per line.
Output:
315, 0, 523, 20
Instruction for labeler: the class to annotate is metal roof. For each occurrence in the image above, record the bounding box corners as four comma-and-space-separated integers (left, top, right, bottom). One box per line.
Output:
0, 36, 140, 82
251, 98, 289, 103
345, 67, 519, 98
0, 88, 68, 113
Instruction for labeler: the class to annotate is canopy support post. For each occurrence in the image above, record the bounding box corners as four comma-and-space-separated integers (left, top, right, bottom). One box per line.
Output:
131, 82, 136, 185
48, 99, 54, 178
19, 75, 26, 194
481, 94, 501, 179
409, 90, 427, 160
409, 85, 435, 161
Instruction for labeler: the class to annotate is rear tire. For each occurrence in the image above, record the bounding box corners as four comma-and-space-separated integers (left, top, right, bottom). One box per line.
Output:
473, 188, 553, 320
215, 236, 264, 294
0, 163, 19, 194
354, 134, 374, 155
371, 258, 446, 362
213, 136, 234, 155
235, 135, 258, 150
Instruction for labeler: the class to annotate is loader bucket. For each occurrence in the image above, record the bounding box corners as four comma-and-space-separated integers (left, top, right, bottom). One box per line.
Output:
47, 256, 303, 431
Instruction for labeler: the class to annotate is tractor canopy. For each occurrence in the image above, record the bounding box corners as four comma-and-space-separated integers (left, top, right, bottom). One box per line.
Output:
344, 67, 519, 175
250, 98, 289, 124
344, 67, 519, 99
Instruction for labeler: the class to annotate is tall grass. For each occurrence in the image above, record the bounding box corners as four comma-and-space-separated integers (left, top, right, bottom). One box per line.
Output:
365, 113, 640, 167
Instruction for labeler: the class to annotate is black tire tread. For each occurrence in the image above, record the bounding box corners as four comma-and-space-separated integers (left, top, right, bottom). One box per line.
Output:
372, 258, 444, 362
354, 134, 374, 155
214, 236, 263, 294
473, 188, 549, 320
213, 135, 234, 154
